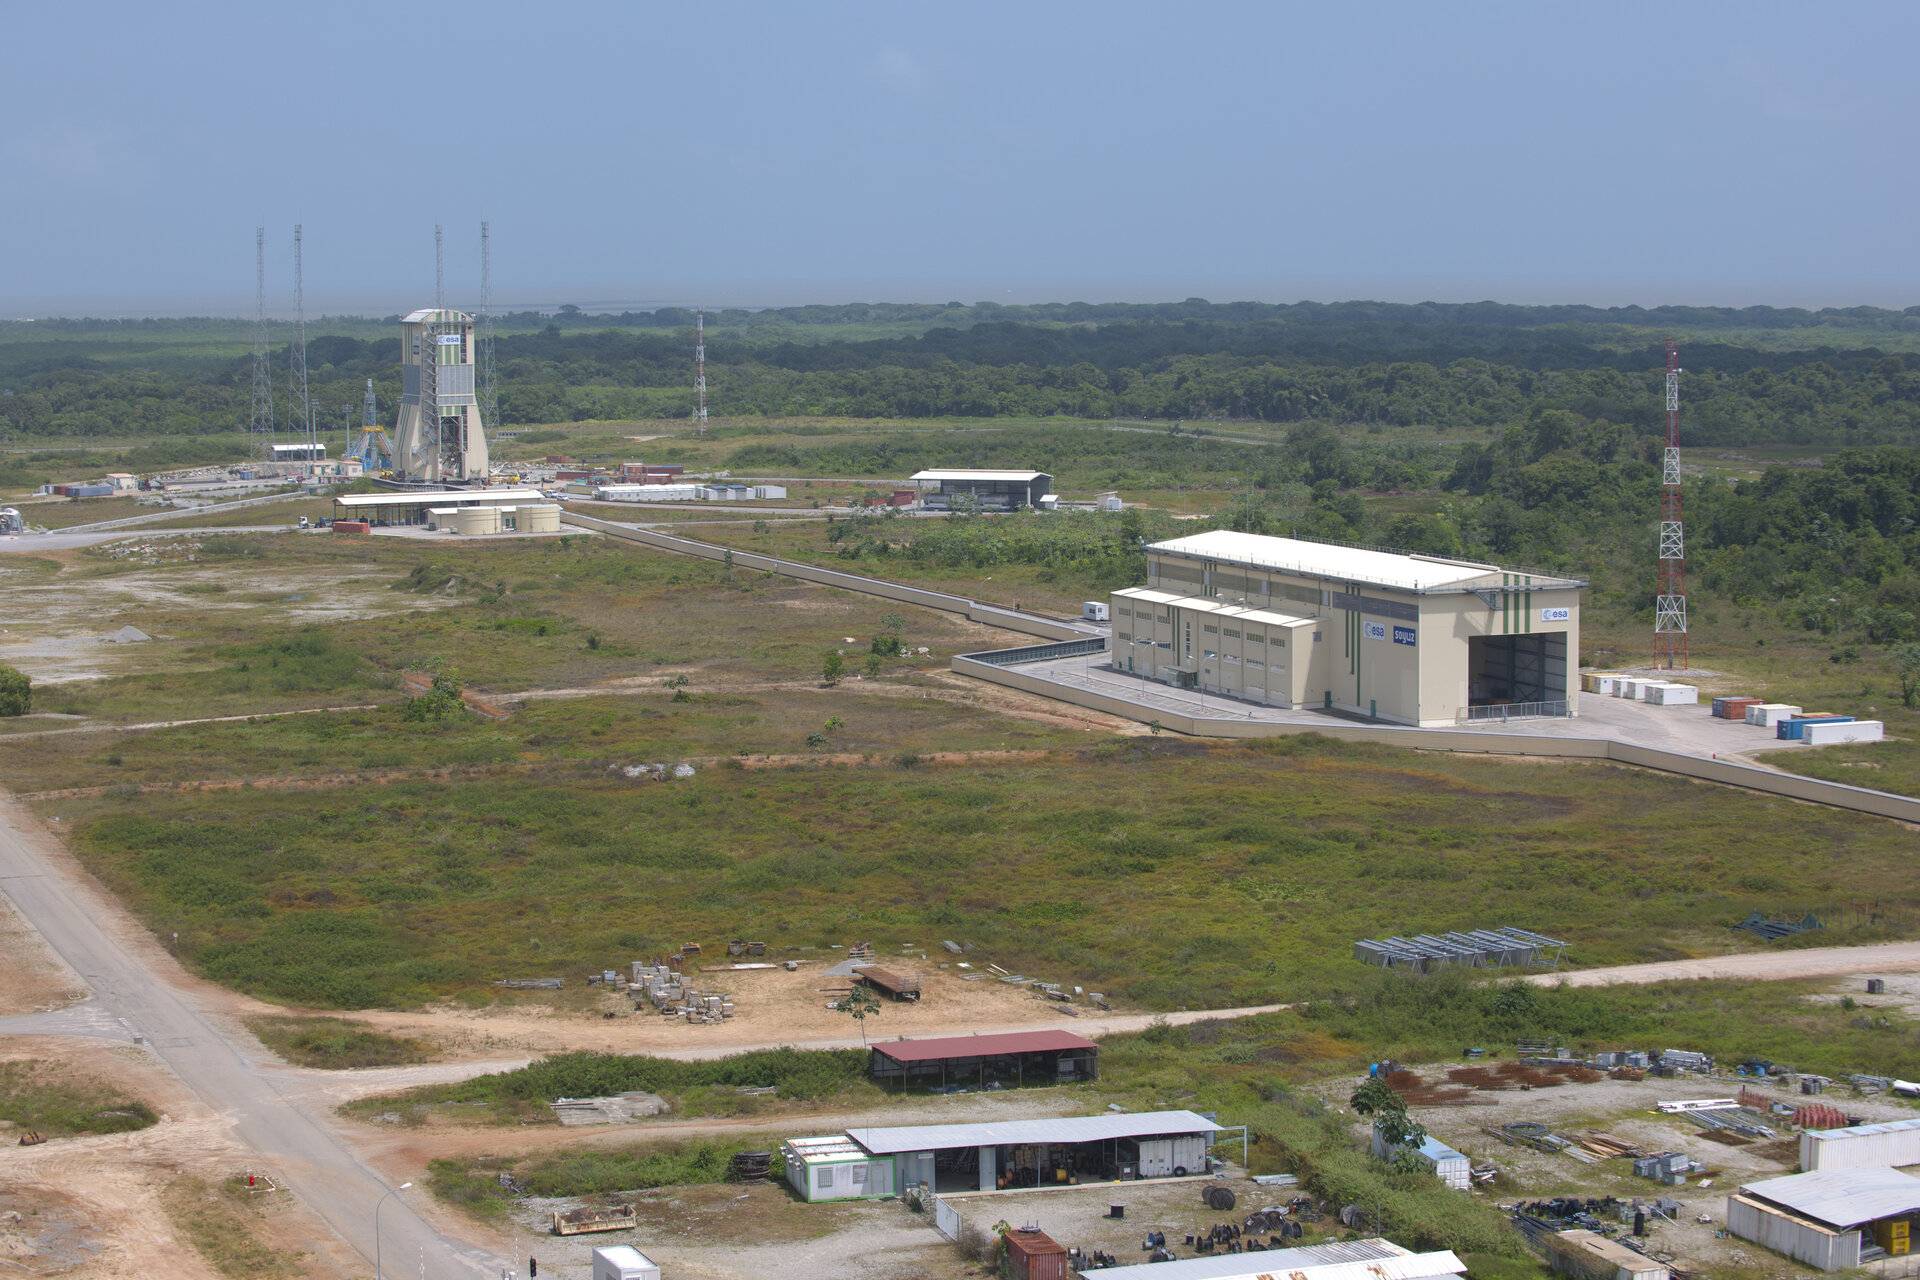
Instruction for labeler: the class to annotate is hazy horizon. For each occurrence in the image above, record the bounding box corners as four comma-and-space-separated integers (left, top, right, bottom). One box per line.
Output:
6, 3, 1917, 318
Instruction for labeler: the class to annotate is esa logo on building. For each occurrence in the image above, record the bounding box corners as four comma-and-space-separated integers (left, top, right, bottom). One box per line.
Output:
1362, 621, 1387, 641
1541, 607, 1571, 622
1392, 626, 1416, 646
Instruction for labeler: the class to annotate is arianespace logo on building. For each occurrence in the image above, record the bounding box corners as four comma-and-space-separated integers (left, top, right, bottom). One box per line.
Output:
1392, 626, 1416, 646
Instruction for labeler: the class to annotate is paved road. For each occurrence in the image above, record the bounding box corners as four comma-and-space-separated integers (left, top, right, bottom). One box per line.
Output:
0, 799, 502, 1279
0, 525, 287, 553
1528, 940, 1920, 988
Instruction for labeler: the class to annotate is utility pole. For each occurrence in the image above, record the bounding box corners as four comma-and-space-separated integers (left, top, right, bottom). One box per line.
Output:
694, 306, 708, 436
1653, 341, 1688, 669
249, 228, 273, 462
290, 225, 311, 470
480, 220, 498, 431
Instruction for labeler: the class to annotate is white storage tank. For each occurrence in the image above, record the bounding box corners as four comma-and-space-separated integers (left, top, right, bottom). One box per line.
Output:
454, 505, 502, 536
592, 1245, 661, 1280
1746, 703, 1802, 727
1802, 719, 1883, 746
522, 504, 562, 533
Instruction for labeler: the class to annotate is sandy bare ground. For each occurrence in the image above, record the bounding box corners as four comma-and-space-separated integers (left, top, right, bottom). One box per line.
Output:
0, 894, 86, 1016
1527, 940, 1920, 988
0, 1036, 364, 1280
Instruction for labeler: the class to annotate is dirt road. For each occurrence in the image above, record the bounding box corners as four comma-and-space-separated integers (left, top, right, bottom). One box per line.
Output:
0, 794, 503, 1279
1527, 940, 1920, 988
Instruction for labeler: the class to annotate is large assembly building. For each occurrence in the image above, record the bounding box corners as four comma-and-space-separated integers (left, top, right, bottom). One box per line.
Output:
1111, 530, 1585, 726
393, 308, 490, 483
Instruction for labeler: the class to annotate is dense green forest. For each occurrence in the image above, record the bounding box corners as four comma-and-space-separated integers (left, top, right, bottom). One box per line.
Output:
3, 299, 1919, 444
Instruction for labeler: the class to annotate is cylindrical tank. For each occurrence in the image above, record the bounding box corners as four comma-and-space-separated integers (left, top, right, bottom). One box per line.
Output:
522, 504, 562, 533
455, 505, 502, 536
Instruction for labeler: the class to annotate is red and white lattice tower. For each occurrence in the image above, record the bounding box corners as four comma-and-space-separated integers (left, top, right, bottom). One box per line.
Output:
1654, 340, 1688, 669
694, 306, 708, 437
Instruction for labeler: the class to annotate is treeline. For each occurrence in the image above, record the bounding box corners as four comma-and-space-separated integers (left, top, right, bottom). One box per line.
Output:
5, 303, 1920, 444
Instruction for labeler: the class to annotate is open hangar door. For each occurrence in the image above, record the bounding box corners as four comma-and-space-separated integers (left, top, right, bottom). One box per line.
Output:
1468, 632, 1567, 707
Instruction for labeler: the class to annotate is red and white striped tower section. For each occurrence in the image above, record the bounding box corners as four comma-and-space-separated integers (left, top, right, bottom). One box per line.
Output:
694, 306, 708, 437
1654, 339, 1688, 669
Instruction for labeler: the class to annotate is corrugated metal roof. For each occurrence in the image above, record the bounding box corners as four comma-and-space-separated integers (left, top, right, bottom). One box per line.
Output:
846, 1108, 1220, 1155
1804, 1115, 1920, 1141
870, 1030, 1095, 1064
1148, 529, 1571, 592
401, 308, 473, 324
909, 469, 1050, 482
1115, 588, 1317, 629
336, 488, 544, 508
1097, 1243, 1463, 1280
1740, 1167, 1920, 1228
1098, 1239, 1407, 1278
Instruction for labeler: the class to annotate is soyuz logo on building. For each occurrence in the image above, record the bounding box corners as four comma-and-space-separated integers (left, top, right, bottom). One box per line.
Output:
1392, 626, 1416, 646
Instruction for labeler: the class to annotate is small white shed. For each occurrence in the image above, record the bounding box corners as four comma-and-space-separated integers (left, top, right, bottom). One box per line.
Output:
592, 1244, 661, 1280
1373, 1124, 1471, 1190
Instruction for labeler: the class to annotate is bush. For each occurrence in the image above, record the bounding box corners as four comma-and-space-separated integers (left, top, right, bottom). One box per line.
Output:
404, 673, 465, 722
0, 664, 30, 716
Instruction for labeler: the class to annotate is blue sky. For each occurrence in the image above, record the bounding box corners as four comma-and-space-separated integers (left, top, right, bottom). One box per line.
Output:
4, 1, 1915, 315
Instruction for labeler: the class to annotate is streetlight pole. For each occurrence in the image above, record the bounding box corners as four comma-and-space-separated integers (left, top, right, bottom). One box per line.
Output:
374, 1181, 412, 1280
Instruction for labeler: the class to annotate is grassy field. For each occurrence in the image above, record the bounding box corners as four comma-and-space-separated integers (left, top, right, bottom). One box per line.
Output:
39, 731, 1920, 1011
0, 1058, 158, 1137
244, 1015, 435, 1068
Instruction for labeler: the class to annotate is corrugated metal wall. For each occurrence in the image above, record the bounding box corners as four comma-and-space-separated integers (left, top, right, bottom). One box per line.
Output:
1801, 1123, 1920, 1171
1727, 1197, 1853, 1270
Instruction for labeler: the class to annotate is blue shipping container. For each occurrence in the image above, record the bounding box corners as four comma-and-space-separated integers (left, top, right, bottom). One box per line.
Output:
1778, 716, 1853, 740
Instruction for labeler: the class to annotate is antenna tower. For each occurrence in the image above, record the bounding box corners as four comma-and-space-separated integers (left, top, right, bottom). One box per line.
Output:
694, 306, 708, 437
249, 228, 273, 462
480, 221, 498, 431
290, 225, 312, 468
434, 224, 444, 309
1653, 340, 1687, 669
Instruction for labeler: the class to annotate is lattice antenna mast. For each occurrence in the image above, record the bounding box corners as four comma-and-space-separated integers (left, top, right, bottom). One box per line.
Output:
694, 306, 708, 437
249, 228, 273, 461
480, 220, 498, 431
290, 225, 312, 467
434, 224, 444, 309
1653, 340, 1688, 669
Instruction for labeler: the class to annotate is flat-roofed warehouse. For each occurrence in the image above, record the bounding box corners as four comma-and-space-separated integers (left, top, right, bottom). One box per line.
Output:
331, 487, 547, 527
783, 1109, 1219, 1200
910, 469, 1052, 511
867, 1030, 1097, 1091
1110, 530, 1585, 726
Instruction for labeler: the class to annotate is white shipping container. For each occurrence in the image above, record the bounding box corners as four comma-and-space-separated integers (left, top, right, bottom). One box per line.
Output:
754, 484, 788, 499
1745, 703, 1802, 727
1593, 675, 1624, 696
1802, 719, 1883, 746
1649, 683, 1698, 705
1631, 680, 1669, 700
1800, 1117, 1920, 1170
592, 1245, 662, 1280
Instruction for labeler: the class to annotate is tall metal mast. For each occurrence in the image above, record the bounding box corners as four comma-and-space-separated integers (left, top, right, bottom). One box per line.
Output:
480, 220, 498, 431
1654, 340, 1687, 669
434, 224, 444, 309
249, 228, 273, 462
290, 225, 311, 467
694, 306, 708, 437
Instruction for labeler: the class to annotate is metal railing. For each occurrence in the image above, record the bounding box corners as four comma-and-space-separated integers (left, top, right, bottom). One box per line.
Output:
1458, 700, 1570, 724
959, 638, 1107, 667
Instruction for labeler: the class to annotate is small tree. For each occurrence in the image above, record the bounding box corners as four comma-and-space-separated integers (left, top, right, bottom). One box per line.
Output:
843, 982, 882, 1045
864, 654, 883, 678
822, 652, 844, 685
403, 672, 464, 722
0, 664, 30, 717
1892, 642, 1920, 708
1350, 1077, 1427, 1153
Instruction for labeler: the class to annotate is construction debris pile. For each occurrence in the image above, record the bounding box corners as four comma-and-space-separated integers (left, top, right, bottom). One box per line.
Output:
629, 960, 734, 1023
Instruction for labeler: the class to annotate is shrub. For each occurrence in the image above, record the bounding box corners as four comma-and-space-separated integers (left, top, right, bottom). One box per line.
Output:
0, 664, 31, 716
